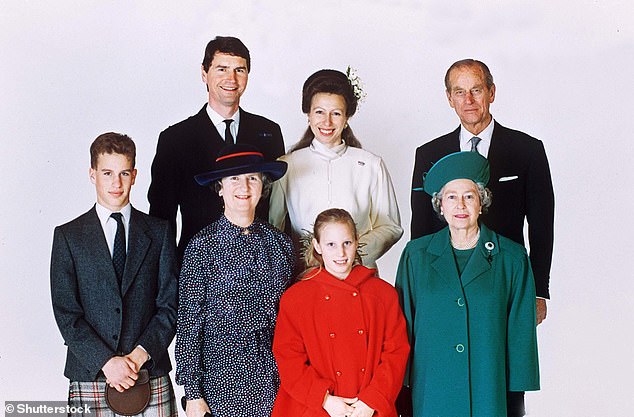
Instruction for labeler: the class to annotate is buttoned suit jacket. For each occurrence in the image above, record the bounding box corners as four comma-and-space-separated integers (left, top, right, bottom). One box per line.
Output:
50, 206, 178, 381
410, 121, 554, 298
148, 105, 285, 261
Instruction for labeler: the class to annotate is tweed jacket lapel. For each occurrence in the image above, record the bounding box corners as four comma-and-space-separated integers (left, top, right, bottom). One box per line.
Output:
82, 206, 120, 294
120, 207, 151, 296
428, 228, 464, 297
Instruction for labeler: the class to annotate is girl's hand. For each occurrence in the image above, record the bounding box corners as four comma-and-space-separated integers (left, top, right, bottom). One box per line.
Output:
323, 393, 358, 417
351, 399, 375, 417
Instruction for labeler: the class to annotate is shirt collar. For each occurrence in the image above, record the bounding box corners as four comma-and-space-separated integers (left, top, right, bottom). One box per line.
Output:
459, 117, 494, 150
309, 138, 347, 160
206, 104, 240, 128
95, 202, 132, 228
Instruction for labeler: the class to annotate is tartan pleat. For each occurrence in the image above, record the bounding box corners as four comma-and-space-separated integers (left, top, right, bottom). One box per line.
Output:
68, 375, 177, 417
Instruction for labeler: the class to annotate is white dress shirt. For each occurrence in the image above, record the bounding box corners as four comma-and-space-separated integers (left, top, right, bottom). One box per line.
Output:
95, 202, 131, 256
206, 104, 240, 142
459, 117, 494, 157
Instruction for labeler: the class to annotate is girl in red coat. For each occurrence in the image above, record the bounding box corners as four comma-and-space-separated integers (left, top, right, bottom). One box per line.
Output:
272, 208, 409, 417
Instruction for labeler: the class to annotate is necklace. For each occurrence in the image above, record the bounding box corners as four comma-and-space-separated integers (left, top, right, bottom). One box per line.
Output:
451, 229, 480, 250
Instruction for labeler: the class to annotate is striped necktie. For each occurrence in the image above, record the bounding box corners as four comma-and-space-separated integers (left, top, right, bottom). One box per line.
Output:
470, 136, 482, 153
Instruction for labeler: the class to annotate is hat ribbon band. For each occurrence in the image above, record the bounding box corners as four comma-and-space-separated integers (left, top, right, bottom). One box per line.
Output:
216, 151, 264, 162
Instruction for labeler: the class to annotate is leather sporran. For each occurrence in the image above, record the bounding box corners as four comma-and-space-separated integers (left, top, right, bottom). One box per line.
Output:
105, 369, 151, 416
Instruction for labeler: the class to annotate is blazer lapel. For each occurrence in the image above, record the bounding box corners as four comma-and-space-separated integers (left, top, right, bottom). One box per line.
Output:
196, 104, 225, 150
428, 229, 465, 297
120, 208, 151, 297
82, 206, 121, 294
487, 121, 505, 175
449, 126, 461, 152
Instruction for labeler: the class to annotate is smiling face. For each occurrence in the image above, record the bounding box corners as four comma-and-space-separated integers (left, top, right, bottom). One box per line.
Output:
446, 65, 495, 135
202, 52, 248, 117
219, 172, 263, 222
308, 93, 349, 148
90, 153, 137, 212
440, 179, 482, 234
313, 221, 359, 280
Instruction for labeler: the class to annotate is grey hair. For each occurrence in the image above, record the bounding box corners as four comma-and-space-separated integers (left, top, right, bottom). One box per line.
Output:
431, 182, 492, 221
213, 173, 273, 198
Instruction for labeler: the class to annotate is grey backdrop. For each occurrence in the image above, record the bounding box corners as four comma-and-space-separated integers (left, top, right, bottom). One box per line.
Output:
2, 1, 633, 415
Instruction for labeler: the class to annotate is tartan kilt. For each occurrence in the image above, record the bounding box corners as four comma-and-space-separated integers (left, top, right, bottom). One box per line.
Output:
68, 375, 177, 417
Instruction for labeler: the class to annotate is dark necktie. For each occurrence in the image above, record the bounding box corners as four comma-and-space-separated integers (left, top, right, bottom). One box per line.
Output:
470, 136, 482, 153
110, 212, 126, 285
223, 119, 234, 145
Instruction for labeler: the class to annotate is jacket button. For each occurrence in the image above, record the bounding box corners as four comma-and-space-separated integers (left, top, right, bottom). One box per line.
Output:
115, 308, 121, 314
329, 333, 336, 338
358, 329, 364, 335
336, 371, 342, 376
325, 295, 330, 301
113, 335, 118, 341
352, 292, 358, 297
360, 368, 365, 373
457, 298, 465, 307
455, 344, 465, 353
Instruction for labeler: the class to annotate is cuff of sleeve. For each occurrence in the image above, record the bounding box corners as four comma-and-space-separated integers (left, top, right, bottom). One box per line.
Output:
137, 345, 151, 358
184, 383, 203, 400
358, 386, 390, 416
307, 380, 335, 410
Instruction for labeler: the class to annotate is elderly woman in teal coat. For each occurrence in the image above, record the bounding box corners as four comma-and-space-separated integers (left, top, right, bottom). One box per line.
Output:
396, 151, 539, 417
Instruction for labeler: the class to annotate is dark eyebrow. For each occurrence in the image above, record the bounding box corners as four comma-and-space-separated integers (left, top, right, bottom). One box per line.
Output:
214, 64, 247, 71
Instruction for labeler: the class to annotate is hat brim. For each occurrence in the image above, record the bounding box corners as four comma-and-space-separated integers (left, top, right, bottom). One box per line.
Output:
194, 161, 288, 186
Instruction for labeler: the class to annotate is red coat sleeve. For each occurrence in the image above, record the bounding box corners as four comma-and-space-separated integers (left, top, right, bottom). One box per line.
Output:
357, 287, 410, 416
273, 291, 334, 412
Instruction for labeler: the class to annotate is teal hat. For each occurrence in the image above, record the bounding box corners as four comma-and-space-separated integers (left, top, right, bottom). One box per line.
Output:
419, 151, 490, 195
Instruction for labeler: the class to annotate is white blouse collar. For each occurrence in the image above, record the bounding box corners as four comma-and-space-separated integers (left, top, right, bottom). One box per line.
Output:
309, 138, 347, 160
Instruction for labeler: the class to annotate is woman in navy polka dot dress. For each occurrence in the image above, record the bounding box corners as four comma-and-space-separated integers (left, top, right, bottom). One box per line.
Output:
175, 145, 294, 417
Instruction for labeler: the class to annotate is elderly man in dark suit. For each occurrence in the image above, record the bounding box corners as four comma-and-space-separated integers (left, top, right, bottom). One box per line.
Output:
409, 59, 554, 417
148, 36, 285, 261
51, 132, 178, 416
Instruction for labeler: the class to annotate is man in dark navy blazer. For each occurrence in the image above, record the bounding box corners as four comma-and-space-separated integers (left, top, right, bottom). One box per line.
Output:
148, 36, 285, 261
410, 59, 554, 417
51, 133, 178, 414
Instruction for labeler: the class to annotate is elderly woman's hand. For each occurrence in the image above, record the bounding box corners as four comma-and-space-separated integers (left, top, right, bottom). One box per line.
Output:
185, 398, 211, 417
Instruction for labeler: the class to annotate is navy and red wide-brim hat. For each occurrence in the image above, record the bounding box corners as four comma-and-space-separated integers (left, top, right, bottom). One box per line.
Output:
194, 144, 288, 186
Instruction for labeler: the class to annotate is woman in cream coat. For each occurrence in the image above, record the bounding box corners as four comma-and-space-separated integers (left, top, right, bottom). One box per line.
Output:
269, 69, 402, 269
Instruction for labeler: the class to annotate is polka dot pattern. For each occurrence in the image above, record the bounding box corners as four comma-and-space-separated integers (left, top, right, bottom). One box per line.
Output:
175, 215, 294, 416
